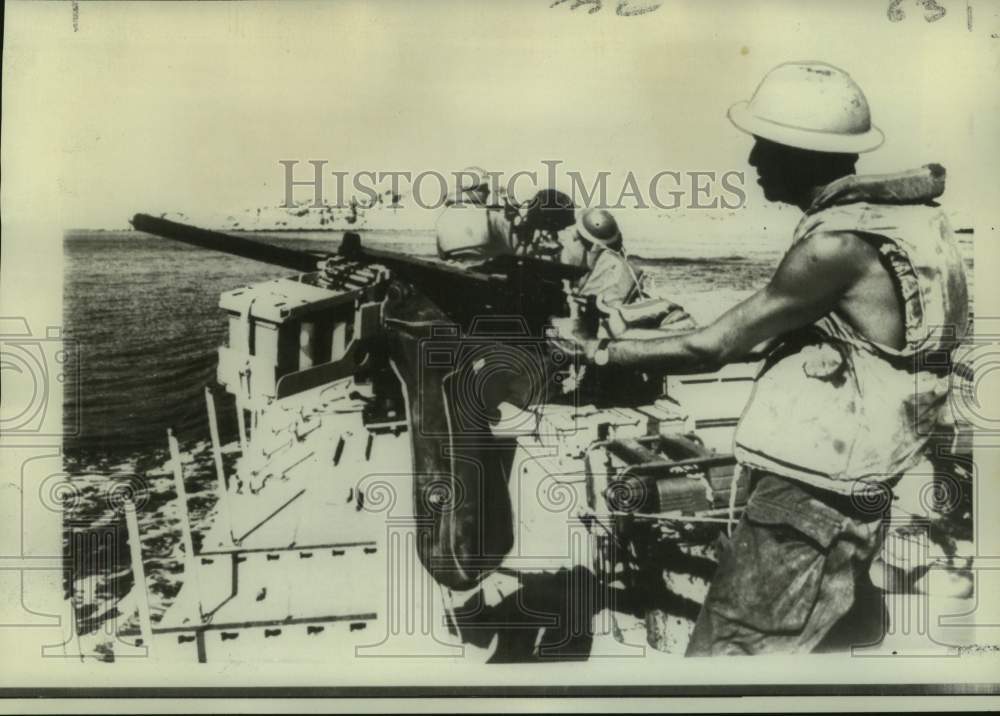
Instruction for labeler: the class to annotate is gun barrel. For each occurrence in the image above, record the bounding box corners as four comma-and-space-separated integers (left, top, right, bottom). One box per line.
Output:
130, 214, 320, 272
130, 213, 579, 328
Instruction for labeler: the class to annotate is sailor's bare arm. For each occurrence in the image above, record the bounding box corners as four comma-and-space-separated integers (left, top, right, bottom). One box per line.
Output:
552, 232, 870, 372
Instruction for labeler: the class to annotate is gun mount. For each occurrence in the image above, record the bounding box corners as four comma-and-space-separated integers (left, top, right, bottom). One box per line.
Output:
123, 212, 757, 660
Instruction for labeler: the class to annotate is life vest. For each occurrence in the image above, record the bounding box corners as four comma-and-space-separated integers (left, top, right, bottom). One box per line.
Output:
733, 166, 969, 493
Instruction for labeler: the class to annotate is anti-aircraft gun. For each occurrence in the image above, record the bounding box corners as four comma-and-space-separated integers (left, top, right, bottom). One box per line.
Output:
130, 213, 753, 656
129, 214, 603, 586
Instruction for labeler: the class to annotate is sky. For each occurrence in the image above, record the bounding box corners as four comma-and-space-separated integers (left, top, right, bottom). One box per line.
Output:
3, 0, 997, 230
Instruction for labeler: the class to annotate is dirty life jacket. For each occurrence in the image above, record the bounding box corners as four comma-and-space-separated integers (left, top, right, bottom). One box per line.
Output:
733, 165, 969, 494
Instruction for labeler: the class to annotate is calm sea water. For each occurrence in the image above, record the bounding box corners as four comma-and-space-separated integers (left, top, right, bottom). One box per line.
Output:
60, 228, 973, 652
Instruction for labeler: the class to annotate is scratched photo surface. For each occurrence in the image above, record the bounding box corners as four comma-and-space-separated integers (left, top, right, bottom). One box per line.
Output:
2, 0, 1000, 704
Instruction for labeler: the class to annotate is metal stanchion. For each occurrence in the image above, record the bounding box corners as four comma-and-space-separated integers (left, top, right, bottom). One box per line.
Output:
123, 500, 155, 656
168, 429, 206, 620
205, 387, 236, 543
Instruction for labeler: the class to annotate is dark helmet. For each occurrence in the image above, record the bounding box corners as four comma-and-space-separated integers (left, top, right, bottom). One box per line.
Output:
575, 208, 621, 247
523, 189, 576, 232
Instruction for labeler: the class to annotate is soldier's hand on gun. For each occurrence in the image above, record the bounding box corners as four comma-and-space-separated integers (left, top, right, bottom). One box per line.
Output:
658, 304, 697, 332
546, 315, 599, 363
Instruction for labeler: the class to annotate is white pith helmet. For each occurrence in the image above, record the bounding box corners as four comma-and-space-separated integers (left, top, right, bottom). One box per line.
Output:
728, 62, 884, 153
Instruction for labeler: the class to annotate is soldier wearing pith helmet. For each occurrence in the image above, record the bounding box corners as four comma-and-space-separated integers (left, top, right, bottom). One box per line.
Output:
550, 61, 968, 654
